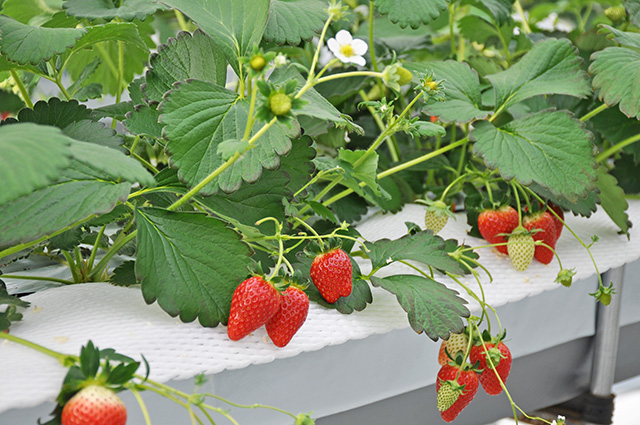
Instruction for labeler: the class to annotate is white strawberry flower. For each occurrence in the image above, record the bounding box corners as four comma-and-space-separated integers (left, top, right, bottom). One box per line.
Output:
327, 30, 368, 67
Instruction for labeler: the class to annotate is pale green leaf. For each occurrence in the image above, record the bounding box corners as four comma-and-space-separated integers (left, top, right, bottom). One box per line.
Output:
264, 0, 326, 45
626, 0, 640, 27
338, 148, 382, 196
472, 110, 597, 202
70, 22, 148, 53
1, 0, 57, 24
408, 60, 489, 123
62, 0, 165, 21
142, 30, 227, 104
375, 0, 448, 29
596, 165, 631, 235
0, 181, 130, 246
370, 275, 469, 340
590, 27, 640, 119
135, 207, 252, 327
488, 38, 591, 113
0, 15, 84, 64
160, 0, 270, 75
0, 123, 72, 204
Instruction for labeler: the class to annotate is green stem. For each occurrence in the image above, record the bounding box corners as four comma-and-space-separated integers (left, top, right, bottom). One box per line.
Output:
9, 70, 33, 108
315, 71, 385, 85
0, 332, 77, 365
580, 103, 608, 122
175, 10, 190, 32
448, 3, 456, 58
242, 82, 258, 141
368, 1, 379, 73
358, 89, 400, 162
89, 231, 137, 280
308, 17, 334, 79
511, 182, 523, 227
130, 388, 153, 425
514, 0, 531, 33
440, 172, 469, 201
0, 274, 75, 285
87, 225, 107, 271
201, 393, 298, 420
62, 250, 81, 283
595, 133, 640, 162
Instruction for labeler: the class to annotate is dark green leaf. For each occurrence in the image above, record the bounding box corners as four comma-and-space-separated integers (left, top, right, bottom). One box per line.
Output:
468, 0, 515, 24
596, 165, 631, 235
375, 0, 447, 29
14, 98, 91, 128
160, 0, 270, 75
612, 154, 640, 194
63, 0, 165, 21
488, 38, 591, 112
63, 120, 123, 149
0, 123, 73, 204
80, 341, 100, 379
106, 362, 140, 385
135, 207, 253, 326
280, 135, 316, 195
529, 182, 598, 217
142, 30, 227, 104
110, 261, 137, 286
48, 226, 84, 251
0, 181, 130, 246
93, 102, 135, 121
0, 15, 84, 64
472, 111, 597, 202
124, 105, 163, 138
370, 275, 469, 340
264, 0, 326, 45
70, 22, 148, 52
366, 231, 465, 274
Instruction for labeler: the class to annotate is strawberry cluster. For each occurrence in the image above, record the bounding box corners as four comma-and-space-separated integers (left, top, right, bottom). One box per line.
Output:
477, 203, 564, 271
436, 330, 512, 422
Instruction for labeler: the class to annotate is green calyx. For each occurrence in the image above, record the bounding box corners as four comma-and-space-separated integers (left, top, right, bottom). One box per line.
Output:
589, 282, 616, 306
295, 412, 315, 425
555, 268, 576, 287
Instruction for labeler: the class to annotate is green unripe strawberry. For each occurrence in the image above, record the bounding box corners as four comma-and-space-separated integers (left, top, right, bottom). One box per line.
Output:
269, 93, 292, 116
418, 199, 454, 234
507, 231, 535, 272
605, 6, 626, 22
250, 55, 267, 72
437, 381, 460, 412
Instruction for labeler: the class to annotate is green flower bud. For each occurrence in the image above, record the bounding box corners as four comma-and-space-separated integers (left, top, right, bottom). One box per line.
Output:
269, 92, 292, 116
250, 55, 267, 72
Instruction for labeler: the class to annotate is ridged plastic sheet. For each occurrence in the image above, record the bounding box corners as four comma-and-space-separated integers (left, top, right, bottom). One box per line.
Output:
1, 201, 639, 413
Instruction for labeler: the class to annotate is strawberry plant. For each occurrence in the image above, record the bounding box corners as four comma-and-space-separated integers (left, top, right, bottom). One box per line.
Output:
1, 0, 639, 422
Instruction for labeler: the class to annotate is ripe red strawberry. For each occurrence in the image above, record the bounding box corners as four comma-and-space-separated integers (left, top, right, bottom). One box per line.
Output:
266, 286, 309, 347
1, 112, 10, 121
310, 248, 352, 303
61, 385, 126, 425
548, 203, 564, 238
438, 332, 469, 366
227, 276, 282, 341
436, 363, 479, 422
470, 342, 512, 395
507, 230, 535, 271
524, 211, 557, 265
477, 206, 519, 254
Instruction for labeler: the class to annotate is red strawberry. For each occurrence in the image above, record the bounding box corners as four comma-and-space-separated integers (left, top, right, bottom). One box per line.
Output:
436, 363, 479, 422
310, 248, 352, 303
524, 211, 557, 264
1, 112, 10, 121
470, 342, 512, 395
227, 276, 282, 341
266, 286, 309, 347
61, 385, 126, 425
548, 203, 564, 238
477, 206, 519, 254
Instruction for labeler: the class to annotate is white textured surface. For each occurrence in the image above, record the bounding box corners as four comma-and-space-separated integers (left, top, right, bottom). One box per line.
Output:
1, 201, 639, 414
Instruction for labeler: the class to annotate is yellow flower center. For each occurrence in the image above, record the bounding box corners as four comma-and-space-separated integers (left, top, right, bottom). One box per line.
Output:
340, 44, 355, 57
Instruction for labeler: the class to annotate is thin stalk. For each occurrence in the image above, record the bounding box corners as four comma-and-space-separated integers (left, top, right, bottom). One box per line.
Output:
358, 89, 400, 162
175, 10, 190, 32
201, 393, 298, 420
242, 82, 258, 141
595, 133, 640, 162
0, 332, 77, 364
9, 70, 33, 108
514, 0, 531, 33
315, 71, 385, 85
130, 388, 153, 425
580, 103, 608, 122
0, 274, 75, 285
448, 3, 456, 58
308, 17, 334, 79
89, 231, 137, 281
62, 250, 81, 283
87, 225, 107, 271
368, 1, 380, 73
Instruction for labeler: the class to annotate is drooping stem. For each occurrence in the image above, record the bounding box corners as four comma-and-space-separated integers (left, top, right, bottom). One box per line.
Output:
580, 103, 608, 122
0, 274, 75, 285
0, 332, 77, 365
130, 388, 153, 425
595, 133, 640, 162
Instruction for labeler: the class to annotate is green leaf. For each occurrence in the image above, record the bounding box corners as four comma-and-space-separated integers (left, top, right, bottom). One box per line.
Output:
0, 123, 73, 205
468, 0, 515, 24
1, 0, 57, 24
487, 38, 591, 113
370, 275, 469, 340
626, 0, 640, 27
280, 135, 316, 195
79, 341, 100, 379
354, 16, 431, 53
375, 0, 448, 29
160, 79, 292, 194
110, 261, 138, 287
366, 231, 465, 274
0, 15, 84, 64
135, 207, 252, 326
338, 148, 383, 196
142, 30, 227, 104
529, 182, 598, 217
160, 0, 270, 75
48, 226, 84, 251
373, 175, 414, 213
68, 141, 155, 187
198, 167, 292, 231
0, 181, 130, 246
63, 120, 123, 149
458, 15, 513, 47
408, 60, 489, 123
472, 110, 597, 202
596, 165, 631, 235
62, 0, 165, 21
591, 107, 640, 159
264, 0, 326, 45
124, 105, 163, 138
612, 154, 640, 194
14, 98, 91, 127
590, 27, 640, 119
70, 22, 148, 53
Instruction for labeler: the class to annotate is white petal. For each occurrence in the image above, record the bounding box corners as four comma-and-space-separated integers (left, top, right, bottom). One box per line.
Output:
335, 30, 352, 45
333, 52, 350, 63
327, 38, 339, 55
351, 39, 368, 56
350, 55, 366, 67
